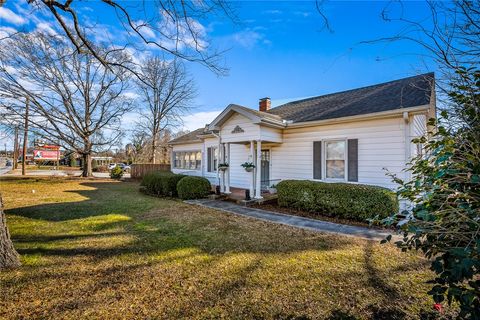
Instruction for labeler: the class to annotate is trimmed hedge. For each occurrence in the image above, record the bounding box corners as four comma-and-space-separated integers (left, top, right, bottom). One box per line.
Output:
141, 171, 186, 197
177, 176, 211, 200
277, 180, 398, 221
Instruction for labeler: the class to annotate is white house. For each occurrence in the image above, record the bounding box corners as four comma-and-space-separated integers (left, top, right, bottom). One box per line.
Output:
169, 73, 435, 199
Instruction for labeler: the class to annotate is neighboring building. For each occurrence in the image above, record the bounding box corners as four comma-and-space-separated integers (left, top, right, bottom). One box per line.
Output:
169, 73, 435, 199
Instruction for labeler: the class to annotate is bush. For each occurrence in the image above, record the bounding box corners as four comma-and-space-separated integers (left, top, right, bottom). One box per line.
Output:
141, 171, 185, 197
177, 176, 211, 200
276, 180, 398, 221
93, 165, 108, 173
110, 166, 124, 179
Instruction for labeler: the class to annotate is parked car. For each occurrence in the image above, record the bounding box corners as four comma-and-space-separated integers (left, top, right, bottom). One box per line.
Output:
6, 160, 12, 167
108, 163, 130, 172
117, 163, 131, 171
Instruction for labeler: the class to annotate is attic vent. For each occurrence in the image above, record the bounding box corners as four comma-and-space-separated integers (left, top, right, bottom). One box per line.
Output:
231, 125, 244, 134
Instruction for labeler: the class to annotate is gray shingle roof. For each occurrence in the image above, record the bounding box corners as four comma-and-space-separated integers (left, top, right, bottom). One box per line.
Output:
170, 73, 434, 144
267, 73, 434, 123
168, 127, 206, 144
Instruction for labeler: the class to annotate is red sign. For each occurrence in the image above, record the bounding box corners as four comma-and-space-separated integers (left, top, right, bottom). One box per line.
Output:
33, 150, 60, 160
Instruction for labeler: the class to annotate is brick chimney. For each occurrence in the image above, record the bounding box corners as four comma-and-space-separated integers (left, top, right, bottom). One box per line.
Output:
259, 97, 271, 112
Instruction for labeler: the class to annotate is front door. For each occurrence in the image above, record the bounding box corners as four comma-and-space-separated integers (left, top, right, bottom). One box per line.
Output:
260, 150, 270, 189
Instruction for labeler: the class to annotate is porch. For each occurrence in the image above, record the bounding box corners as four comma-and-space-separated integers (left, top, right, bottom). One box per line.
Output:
215, 139, 281, 201
212, 186, 279, 205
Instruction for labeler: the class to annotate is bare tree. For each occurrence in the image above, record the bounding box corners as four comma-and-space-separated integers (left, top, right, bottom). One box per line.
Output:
0, 32, 133, 176
136, 57, 195, 164
361, 1, 480, 123
0, 195, 20, 270
4, 0, 235, 75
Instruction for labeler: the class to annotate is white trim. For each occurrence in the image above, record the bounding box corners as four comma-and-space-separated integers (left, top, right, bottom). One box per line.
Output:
322, 139, 348, 182
255, 140, 262, 199
209, 105, 261, 130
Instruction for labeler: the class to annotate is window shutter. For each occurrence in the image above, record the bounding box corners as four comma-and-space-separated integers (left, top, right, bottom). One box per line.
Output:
347, 139, 358, 182
313, 141, 322, 179
207, 147, 212, 172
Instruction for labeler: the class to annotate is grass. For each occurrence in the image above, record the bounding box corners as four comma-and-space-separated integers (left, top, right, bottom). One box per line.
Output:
0, 177, 443, 319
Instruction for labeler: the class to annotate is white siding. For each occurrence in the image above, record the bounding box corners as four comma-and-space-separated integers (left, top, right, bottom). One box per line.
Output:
220, 113, 260, 143
227, 143, 252, 189
260, 125, 283, 143
170, 114, 428, 191
270, 117, 407, 189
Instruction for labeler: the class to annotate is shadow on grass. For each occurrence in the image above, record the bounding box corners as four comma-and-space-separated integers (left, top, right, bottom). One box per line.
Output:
5, 180, 163, 221
2, 178, 432, 319
7, 180, 357, 257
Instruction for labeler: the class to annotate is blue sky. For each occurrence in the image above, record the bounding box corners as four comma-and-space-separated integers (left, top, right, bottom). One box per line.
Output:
0, 1, 436, 147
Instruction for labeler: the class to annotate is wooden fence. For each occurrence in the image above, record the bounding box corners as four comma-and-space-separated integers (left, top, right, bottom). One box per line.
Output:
130, 163, 171, 179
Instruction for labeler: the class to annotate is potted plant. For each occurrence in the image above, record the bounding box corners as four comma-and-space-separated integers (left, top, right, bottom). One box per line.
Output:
241, 162, 255, 172
218, 163, 229, 171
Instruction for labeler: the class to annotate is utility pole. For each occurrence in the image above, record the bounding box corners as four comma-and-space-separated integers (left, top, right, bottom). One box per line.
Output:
22, 97, 29, 176
13, 126, 19, 170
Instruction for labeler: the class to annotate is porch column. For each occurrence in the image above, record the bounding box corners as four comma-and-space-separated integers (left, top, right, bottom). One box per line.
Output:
255, 140, 262, 199
225, 143, 230, 194
249, 140, 254, 198
217, 137, 221, 189
201, 142, 206, 177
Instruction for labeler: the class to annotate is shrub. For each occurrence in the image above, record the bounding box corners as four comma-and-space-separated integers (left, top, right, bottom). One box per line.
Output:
177, 176, 211, 200
140, 171, 185, 197
379, 69, 480, 317
110, 166, 124, 179
93, 165, 108, 173
276, 180, 398, 221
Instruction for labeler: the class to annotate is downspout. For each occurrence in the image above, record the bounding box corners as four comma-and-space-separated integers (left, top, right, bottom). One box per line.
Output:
403, 111, 410, 181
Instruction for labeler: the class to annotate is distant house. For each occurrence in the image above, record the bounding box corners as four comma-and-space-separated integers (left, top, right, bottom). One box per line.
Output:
169, 73, 435, 199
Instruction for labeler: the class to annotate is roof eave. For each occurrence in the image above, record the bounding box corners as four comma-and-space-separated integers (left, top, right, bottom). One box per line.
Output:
208, 104, 264, 130
168, 139, 203, 146
286, 104, 432, 128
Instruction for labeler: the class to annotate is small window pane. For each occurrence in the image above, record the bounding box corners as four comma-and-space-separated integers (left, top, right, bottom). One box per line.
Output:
326, 141, 345, 160
196, 151, 201, 169
326, 160, 345, 179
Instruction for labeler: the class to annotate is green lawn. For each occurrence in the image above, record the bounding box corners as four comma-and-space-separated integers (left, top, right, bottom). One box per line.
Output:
0, 177, 440, 319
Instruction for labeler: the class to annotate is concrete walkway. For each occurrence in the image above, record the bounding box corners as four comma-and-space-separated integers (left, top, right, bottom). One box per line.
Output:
185, 199, 398, 241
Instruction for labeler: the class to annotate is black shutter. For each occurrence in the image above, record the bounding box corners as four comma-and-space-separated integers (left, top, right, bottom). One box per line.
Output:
207, 147, 212, 172
348, 139, 358, 182
313, 141, 322, 179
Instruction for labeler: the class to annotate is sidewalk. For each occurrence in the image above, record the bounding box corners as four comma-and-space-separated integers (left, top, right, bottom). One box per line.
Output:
185, 199, 397, 241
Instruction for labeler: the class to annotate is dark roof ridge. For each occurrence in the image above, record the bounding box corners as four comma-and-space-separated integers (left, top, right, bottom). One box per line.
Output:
269, 72, 434, 111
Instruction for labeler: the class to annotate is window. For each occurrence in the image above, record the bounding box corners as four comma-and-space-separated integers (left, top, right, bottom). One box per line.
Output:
172, 151, 201, 170
325, 140, 346, 179
196, 152, 202, 169
207, 147, 218, 172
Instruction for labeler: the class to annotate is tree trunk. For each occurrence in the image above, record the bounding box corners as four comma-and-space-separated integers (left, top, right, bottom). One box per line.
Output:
0, 195, 20, 270
82, 153, 92, 177
151, 136, 157, 164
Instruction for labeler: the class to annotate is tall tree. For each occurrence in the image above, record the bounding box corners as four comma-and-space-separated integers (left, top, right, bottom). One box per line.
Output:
0, 32, 133, 176
136, 57, 195, 164
0, 195, 20, 270
2, 0, 234, 75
